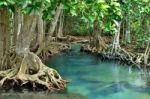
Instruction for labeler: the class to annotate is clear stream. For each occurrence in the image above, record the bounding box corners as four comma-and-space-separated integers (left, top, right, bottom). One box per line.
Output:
1, 44, 150, 99
47, 44, 150, 99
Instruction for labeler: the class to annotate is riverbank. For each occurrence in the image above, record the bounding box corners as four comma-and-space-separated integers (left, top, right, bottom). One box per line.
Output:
68, 35, 149, 70
50, 36, 137, 67
41, 36, 89, 61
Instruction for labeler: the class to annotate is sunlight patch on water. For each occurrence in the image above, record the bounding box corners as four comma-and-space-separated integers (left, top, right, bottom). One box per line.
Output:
133, 78, 146, 87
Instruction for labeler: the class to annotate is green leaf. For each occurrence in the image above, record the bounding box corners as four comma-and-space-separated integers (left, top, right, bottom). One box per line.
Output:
0, 1, 7, 6
111, 2, 120, 7
70, 9, 77, 16
88, 16, 95, 23
6, 0, 15, 5
45, 0, 50, 3
100, 4, 109, 11
97, 0, 105, 3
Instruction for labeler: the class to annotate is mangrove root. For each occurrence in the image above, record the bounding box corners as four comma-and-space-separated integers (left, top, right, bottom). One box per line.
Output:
0, 52, 68, 92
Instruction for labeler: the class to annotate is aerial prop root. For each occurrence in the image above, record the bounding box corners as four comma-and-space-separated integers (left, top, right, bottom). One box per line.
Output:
109, 46, 144, 67
0, 52, 68, 91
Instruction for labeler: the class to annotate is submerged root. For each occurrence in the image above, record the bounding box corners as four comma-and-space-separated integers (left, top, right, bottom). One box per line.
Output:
0, 52, 68, 92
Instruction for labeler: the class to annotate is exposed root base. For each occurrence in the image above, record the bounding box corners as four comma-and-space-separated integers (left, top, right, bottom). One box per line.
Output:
35, 42, 71, 60
0, 52, 68, 92
37, 47, 52, 60
81, 44, 149, 69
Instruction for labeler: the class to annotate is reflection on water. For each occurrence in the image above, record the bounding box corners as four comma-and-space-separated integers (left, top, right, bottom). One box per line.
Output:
47, 49, 150, 99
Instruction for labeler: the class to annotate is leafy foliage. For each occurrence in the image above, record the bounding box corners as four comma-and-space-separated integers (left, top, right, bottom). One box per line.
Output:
0, 0, 149, 47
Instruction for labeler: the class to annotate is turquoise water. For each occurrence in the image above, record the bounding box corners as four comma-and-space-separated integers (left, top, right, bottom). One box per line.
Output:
47, 45, 150, 99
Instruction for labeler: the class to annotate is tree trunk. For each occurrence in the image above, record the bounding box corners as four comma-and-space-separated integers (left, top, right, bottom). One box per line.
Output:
0, 9, 9, 55
15, 15, 36, 54
111, 21, 121, 54
91, 20, 107, 52
13, 9, 23, 48
0, 10, 4, 62
35, 13, 45, 55
144, 42, 150, 65
125, 17, 131, 44
57, 7, 64, 38
0, 8, 10, 70
144, 21, 150, 65
47, 3, 63, 43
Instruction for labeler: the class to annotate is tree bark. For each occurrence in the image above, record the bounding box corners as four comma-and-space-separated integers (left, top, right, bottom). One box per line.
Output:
111, 21, 121, 54
144, 42, 150, 65
47, 3, 63, 43
13, 9, 23, 48
16, 14, 37, 54
36, 13, 45, 55
144, 21, 150, 65
0, 10, 4, 61
125, 16, 131, 44
90, 20, 107, 52
0, 8, 10, 70
0, 9, 9, 55
57, 7, 64, 38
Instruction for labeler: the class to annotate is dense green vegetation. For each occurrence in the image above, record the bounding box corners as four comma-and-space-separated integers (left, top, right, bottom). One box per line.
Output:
0, 0, 149, 92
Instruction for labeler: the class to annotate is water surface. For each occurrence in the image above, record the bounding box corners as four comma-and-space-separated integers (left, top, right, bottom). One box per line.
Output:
47, 45, 150, 99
